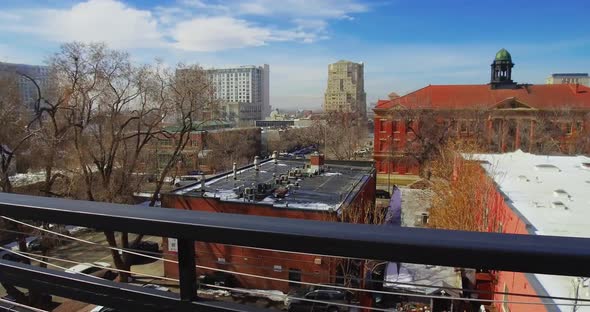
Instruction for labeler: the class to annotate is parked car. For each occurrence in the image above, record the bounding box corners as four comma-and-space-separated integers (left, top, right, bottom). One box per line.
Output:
121, 240, 159, 265
287, 290, 350, 312
0, 251, 26, 263
65, 262, 117, 280
27, 237, 42, 251
9, 236, 37, 251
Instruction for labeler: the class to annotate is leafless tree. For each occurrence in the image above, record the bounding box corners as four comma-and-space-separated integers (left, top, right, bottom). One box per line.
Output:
148, 64, 218, 207
205, 128, 259, 172
323, 112, 367, 160
0, 75, 38, 192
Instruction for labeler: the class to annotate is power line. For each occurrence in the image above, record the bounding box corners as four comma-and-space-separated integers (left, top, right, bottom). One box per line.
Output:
0, 297, 49, 312
201, 283, 394, 312
3, 247, 178, 283
1, 216, 169, 264
0, 246, 99, 280
202, 282, 590, 309
196, 263, 590, 306
4, 216, 590, 306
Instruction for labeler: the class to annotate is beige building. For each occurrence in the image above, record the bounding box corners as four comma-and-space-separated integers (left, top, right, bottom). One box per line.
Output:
546, 73, 589, 86
324, 60, 366, 118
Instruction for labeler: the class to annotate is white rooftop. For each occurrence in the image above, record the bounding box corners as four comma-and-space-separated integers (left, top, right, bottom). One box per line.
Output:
467, 150, 590, 311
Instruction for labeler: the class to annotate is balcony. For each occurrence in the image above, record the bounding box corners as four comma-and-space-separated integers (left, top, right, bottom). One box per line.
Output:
0, 192, 589, 311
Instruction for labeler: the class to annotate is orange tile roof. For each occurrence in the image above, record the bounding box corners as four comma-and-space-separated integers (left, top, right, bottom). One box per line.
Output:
376, 84, 590, 110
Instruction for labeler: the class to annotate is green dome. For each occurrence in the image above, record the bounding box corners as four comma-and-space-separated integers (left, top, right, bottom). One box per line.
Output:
495, 48, 512, 61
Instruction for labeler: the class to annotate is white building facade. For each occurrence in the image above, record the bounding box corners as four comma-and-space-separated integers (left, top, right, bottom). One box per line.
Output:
546, 73, 589, 86
207, 64, 270, 126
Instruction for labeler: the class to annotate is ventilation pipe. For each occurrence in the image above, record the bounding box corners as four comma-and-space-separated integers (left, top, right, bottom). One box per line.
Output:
254, 156, 260, 171
200, 173, 206, 190
272, 151, 278, 164
233, 162, 237, 180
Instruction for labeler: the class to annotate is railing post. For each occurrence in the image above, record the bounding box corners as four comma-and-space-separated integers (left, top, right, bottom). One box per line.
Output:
177, 238, 197, 301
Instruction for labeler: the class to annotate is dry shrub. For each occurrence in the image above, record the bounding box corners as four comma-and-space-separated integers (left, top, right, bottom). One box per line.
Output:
427, 142, 505, 232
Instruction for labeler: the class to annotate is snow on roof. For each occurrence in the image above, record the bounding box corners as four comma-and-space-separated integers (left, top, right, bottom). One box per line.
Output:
384, 262, 461, 296
467, 150, 590, 310
173, 158, 373, 211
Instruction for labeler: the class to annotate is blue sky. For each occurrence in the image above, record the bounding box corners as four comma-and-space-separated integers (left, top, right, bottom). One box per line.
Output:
1, 0, 589, 109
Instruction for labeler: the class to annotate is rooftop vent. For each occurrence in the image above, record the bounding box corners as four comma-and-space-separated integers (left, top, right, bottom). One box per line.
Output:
535, 164, 561, 172
552, 201, 568, 210
518, 175, 529, 182
553, 189, 570, 198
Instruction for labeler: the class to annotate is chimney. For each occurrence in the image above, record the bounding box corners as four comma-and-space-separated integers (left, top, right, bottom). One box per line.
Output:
309, 152, 325, 173
272, 151, 278, 164
254, 156, 260, 171
233, 162, 237, 180
200, 173, 206, 190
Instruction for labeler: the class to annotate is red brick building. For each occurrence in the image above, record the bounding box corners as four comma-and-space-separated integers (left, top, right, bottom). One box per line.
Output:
161, 155, 376, 292
468, 151, 590, 312
373, 49, 590, 184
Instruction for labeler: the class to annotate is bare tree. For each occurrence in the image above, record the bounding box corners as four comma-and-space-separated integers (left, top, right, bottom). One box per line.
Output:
205, 128, 260, 172
148, 63, 218, 207
324, 112, 367, 160
0, 75, 38, 192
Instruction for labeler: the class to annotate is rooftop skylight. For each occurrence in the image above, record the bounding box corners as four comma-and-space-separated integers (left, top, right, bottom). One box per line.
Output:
552, 201, 568, 210
535, 164, 561, 172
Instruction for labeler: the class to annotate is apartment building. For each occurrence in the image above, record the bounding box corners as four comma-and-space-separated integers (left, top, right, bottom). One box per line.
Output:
546, 73, 589, 86
324, 60, 366, 118
207, 64, 270, 125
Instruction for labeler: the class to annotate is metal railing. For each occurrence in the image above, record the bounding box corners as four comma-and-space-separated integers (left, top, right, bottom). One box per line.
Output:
0, 192, 589, 311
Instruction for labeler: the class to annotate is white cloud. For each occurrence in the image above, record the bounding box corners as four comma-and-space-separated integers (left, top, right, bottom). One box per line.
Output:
236, 0, 368, 19
0, 0, 163, 49
171, 16, 325, 51
1, 0, 350, 52
172, 17, 271, 51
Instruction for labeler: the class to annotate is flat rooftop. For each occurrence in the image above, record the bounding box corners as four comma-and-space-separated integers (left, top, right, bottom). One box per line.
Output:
174, 159, 373, 211
468, 150, 590, 309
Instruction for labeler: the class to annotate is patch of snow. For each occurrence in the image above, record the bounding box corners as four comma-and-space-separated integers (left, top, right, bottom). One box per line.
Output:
261, 196, 274, 203
322, 172, 342, 177
198, 289, 231, 297
133, 192, 153, 198
278, 202, 336, 211
276, 163, 288, 167
234, 288, 286, 302
9, 172, 45, 187
204, 189, 239, 200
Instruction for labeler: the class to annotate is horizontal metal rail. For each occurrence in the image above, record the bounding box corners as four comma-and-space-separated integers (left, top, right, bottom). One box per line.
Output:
0, 193, 588, 276
0, 260, 266, 312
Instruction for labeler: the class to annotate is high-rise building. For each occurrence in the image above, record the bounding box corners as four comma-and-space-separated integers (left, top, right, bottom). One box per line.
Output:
206, 64, 270, 126
546, 73, 589, 86
0, 61, 50, 111
323, 60, 366, 118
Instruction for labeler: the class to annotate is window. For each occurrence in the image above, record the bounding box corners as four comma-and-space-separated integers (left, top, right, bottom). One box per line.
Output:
316, 292, 330, 300
379, 119, 387, 132
379, 139, 387, 152
392, 120, 399, 133
288, 268, 302, 287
